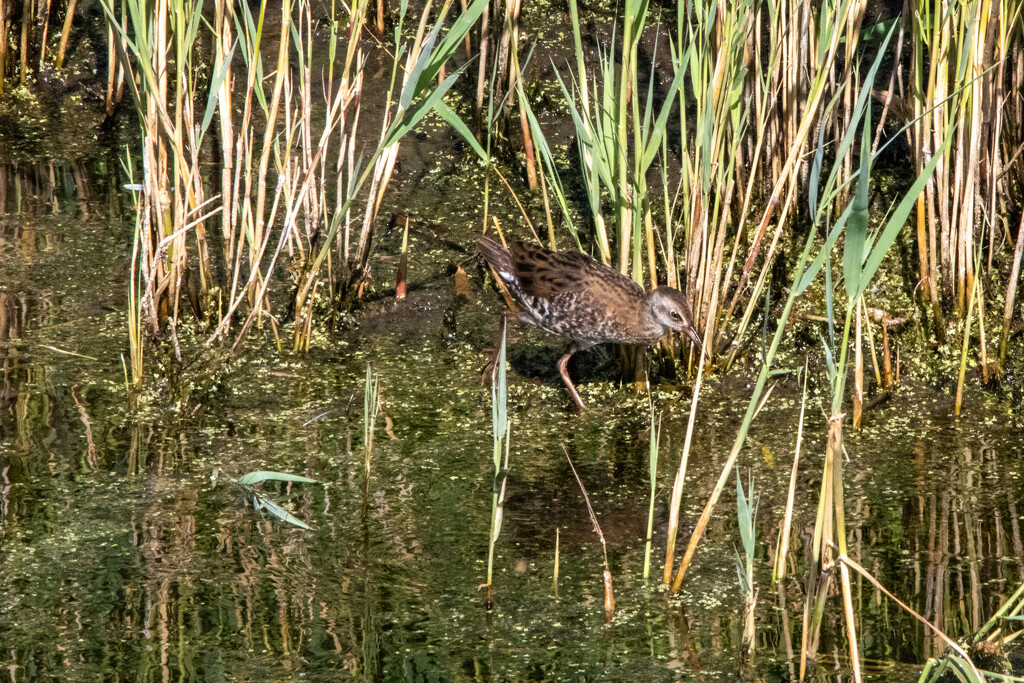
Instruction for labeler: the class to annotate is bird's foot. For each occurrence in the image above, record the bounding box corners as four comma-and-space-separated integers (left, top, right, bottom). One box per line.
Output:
567, 396, 586, 413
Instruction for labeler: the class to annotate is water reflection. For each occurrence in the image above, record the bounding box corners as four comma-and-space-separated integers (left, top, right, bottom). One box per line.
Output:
0, 162, 97, 217
1, 200, 1022, 681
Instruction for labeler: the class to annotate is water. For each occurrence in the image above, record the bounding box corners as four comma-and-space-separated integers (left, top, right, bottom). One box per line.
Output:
2, 168, 1023, 681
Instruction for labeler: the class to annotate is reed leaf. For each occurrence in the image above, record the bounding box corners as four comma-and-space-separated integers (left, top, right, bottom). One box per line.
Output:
844, 103, 871, 299
491, 324, 508, 461
199, 40, 237, 143
853, 126, 954, 301
639, 49, 687, 170
434, 100, 488, 161
238, 471, 319, 485
251, 493, 313, 530
383, 64, 471, 148
517, 89, 581, 246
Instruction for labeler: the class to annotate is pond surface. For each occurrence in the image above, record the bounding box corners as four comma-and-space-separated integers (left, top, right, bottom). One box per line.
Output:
1, 179, 1023, 682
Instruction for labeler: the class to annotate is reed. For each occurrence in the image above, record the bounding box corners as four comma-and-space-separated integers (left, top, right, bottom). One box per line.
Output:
671, 0, 761, 362
78, 0, 1020, 392
662, 273, 717, 585
485, 323, 510, 607
121, 149, 145, 390
773, 359, 808, 582
0, 3, 8, 95
53, 0, 79, 69
100, 0, 221, 354
909, 0, 1022, 334
642, 405, 660, 581
552, 527, 560, 594
363, 362, 380, 480
717, 0, 863, 370
837, 552, 983, 681
796, 35, 958, 679
1000, 209, 1024, 365
558, 0, 682, 277
667, 23, 950, 596
955, 231, 986, 415
361, 362, 380, 519
735, 470, 758, 659
395, 219, 410, 300
291, 0, 489, 347
98, 0, 488, 379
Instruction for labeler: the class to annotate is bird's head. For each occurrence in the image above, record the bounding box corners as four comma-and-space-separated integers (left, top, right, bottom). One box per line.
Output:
647, 287, 704, 352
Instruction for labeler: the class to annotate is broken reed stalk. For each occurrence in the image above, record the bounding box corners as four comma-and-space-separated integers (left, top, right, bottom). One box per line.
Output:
861, 300, 882, 387
103, 6, 128, 116
552, 527, 560, 594
503, 0, 536, 191
564, 445, 613, 619
474, 0, 490, 136
395, 218, 409, 300
485, 323, 509, 608
39, 0, 54, 66
773, 357, 808, 582
642, 405, 661, 581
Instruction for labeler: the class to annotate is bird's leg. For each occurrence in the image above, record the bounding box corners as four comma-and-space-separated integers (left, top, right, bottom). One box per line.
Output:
557, 345, 587, 411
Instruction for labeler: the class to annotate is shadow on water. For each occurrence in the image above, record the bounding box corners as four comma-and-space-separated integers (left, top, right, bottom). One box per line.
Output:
1, 161, 1024, 681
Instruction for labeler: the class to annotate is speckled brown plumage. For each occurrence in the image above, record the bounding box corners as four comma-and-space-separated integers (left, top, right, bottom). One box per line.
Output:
477, 236, 703, 409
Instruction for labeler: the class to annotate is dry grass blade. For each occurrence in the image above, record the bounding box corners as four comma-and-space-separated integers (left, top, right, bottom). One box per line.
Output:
563, 445, 614, 618
835, 549, 980, 679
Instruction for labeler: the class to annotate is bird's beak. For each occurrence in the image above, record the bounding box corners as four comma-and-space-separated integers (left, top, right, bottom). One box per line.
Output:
683, 325, 710, 360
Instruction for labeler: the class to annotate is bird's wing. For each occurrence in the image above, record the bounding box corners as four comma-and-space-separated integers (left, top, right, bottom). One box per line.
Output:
509, 242, 642, 302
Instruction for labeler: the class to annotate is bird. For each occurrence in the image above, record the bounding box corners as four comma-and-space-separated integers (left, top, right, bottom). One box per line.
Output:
476, 236, 703, 410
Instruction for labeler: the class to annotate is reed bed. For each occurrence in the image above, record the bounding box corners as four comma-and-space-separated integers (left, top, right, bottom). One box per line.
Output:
82, 0, 487, 386
0, 0, 1015, 389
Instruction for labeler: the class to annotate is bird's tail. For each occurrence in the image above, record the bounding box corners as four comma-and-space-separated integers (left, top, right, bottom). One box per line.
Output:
476, 235, 513, 275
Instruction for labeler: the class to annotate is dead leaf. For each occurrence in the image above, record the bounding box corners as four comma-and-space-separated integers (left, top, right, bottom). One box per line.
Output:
455, 265, 472, 301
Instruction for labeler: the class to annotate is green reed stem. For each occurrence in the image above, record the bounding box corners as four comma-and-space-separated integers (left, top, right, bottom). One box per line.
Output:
642, 405, 660, 581
364, 362, 379, 480
486, 324, 509, 599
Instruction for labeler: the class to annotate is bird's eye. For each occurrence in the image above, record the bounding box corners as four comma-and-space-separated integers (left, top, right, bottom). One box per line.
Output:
670, 311, 681, 320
